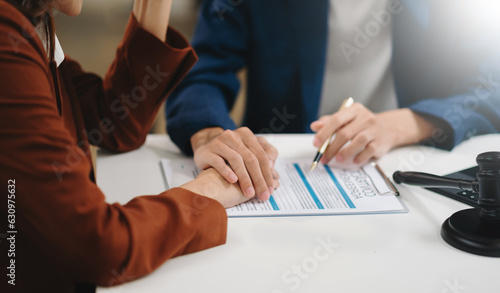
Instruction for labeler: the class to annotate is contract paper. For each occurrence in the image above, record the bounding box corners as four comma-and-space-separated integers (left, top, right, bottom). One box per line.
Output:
160, 158, 407, 217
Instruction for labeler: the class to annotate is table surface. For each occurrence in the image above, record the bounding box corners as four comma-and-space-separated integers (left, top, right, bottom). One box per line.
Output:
96, 133, 500, 293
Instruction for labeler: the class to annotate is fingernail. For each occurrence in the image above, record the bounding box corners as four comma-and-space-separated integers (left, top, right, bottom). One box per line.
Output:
260, 190, 270, 201
228, 173, 237, 183
245, 186, 255, 197
268, 186, 274, 195
269, 159, 274, 168
313, 137, 321, 147
336, 155, 344, 162
320, 157, 328, 164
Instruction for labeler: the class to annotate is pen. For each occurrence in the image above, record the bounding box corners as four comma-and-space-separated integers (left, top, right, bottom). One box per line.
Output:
310, 97, 354, 171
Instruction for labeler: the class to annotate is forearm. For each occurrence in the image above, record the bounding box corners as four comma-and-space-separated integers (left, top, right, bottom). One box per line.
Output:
76, 14, 196, 152
133, 0, 172, 42
407, 92, 500, 150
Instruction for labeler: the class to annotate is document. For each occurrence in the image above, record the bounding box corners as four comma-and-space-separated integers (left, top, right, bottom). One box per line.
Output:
160, 158, 407, 217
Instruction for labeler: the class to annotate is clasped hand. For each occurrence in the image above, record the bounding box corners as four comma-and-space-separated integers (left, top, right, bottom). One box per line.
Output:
191, 127, 280, 201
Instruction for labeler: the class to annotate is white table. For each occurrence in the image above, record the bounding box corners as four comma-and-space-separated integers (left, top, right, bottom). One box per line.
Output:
97, 134, 500, 293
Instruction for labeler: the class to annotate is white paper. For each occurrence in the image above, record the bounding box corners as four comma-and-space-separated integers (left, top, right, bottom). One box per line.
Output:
160, 158, 407, 217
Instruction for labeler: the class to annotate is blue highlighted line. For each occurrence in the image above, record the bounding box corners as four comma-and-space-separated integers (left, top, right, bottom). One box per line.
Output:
293, 164, 324, 209
268, 195, 279, 210
324, 165, 355, 208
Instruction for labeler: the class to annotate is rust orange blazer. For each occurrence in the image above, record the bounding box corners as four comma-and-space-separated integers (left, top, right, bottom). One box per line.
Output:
0, 1, 227, 292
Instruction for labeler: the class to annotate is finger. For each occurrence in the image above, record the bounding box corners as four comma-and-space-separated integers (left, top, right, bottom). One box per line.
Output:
219, 129, 268, 199
202, 152, 239, 183
311, 115, 331, 132
212, 130, 257, 197
222, 150, 255, 198
224, 128, 272, 200
239, 135, 274, 200
272, 178, 280, 191
317, 115, 331, 123
322, 106, 374, 163
321, 124, 358, 164
209, 139, 254, 197
235, 128, 274, 191
353, 142, 386, 164
336, 130, 374, 163
195, 139, 241, 183
239, 148, 270, 200
268, 168, 280, 194
310, 120, 325, 132
257, 136, 279, 167
272, 168, 281, 181
314, 108, 357, 148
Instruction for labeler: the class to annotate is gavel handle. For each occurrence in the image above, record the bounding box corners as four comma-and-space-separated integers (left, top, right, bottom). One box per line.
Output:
393, 171, 479, 193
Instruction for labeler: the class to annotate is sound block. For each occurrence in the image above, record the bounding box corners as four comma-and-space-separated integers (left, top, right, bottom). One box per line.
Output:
441, 208, 500, 257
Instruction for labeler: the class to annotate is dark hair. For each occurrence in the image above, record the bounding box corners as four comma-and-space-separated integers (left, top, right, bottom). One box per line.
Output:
8, 0, 56, 61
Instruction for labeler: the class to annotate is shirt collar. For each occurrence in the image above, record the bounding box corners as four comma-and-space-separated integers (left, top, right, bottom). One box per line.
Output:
36, 23, 65, 67
53, 35, 65, 67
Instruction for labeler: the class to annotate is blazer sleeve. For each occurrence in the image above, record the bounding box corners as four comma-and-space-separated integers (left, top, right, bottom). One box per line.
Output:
0, 7, 227, 286
165, 0, 251, 155
65, 13, 198, 152
407, 68, 500, 150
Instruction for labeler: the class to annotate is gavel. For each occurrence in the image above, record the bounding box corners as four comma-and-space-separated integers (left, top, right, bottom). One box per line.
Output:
393, 152, 500, 257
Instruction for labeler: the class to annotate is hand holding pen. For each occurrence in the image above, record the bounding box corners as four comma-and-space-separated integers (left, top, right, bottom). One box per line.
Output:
310, 98, 437, 169
310, 97, 354, 171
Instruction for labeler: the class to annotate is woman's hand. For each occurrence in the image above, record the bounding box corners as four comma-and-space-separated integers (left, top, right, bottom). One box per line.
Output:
310, 104, 435, 165
190, 127, 279, 201
180, 167, 279, 208
133, 0, 173, 42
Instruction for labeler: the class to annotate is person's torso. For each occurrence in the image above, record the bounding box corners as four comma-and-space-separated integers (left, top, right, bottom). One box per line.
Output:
319, 0, 398, 116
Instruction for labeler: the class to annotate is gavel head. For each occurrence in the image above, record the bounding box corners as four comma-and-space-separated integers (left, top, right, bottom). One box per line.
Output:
476, 152, 500, 222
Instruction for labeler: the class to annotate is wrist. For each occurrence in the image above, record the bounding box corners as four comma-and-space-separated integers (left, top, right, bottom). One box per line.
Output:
179, 168, 230, 206
191, 127, 225, 152
409, 109, 436, 143
133, 0, 173, 42
380, 108, 435, 147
